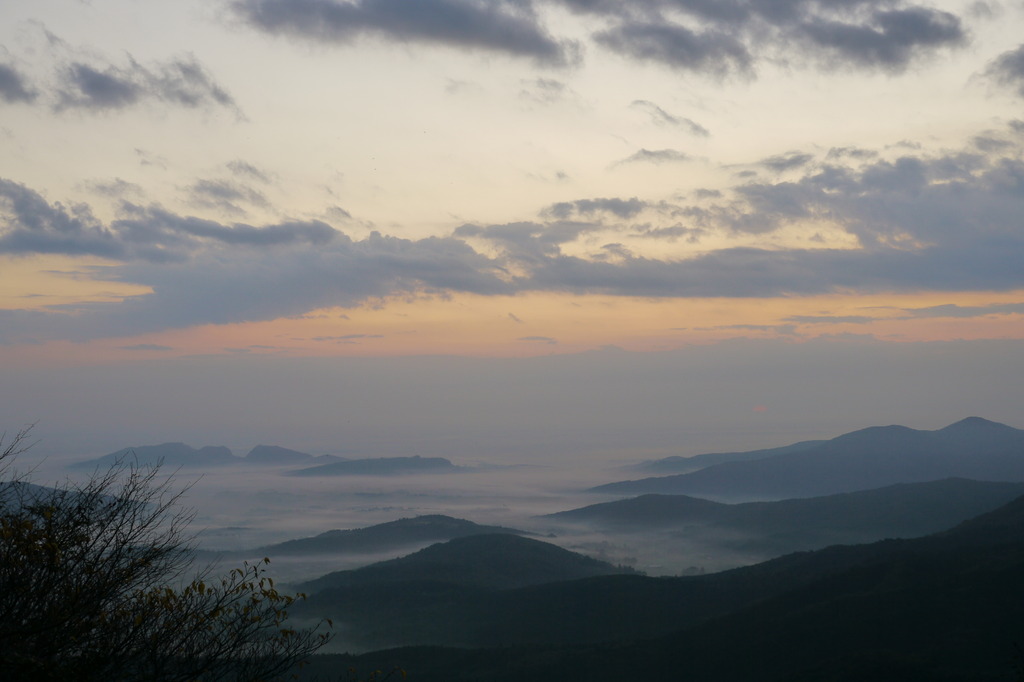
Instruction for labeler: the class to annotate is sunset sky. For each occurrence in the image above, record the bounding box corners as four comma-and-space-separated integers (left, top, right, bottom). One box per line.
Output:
2, 0, 1024, 462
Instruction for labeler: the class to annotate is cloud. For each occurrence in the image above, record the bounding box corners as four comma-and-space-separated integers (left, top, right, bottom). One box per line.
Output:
0, 179, 333, 261
798, 8, 966, 71
312, 334, 385, 343
518, 336, 557, 344
616, 148, 690, 165
454, 220, 601, 261
4, 125, 1024, 342
54, 54, 238, 113
0, 62, 37, 104
595, 21, 752, 77
826, 147, 879, 161
232, 0, 578, 65
118, 344, 173, 351
899, 302, 1024, 318
542, 197, 647, 220
551, 0, 970, 76
759, 152, 815, 173
135, 149, 168, 169
630, 100, 710, 137
785, 315, 876, 324
631, 225, 705, 242
81, 178, 145, 199
227, 160, 273, 184
0, 181, 510, 341
223, 0, 971, 79
519, 78, 573, 104
0, 178, 122, 259
984, 43, 1024, 98
185, 179, 270, 215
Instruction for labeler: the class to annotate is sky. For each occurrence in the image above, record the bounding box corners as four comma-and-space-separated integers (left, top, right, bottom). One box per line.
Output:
2, 0, 1024, 463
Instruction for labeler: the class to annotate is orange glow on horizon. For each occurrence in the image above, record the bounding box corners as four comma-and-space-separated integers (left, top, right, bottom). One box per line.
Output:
4, 289, 1024, 368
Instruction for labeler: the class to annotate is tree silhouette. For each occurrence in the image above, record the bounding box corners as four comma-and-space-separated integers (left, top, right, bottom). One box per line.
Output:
0, 425, 331, 681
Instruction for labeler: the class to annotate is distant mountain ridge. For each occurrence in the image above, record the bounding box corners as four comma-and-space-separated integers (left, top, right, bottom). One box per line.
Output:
244, 445, 343, 465
69, 442, 239, 469
628, 439, 827, 474
548, 478, 1024, 554
593, 417, 1024, 499
287, 456, 461, 476
70, 444, 459, 475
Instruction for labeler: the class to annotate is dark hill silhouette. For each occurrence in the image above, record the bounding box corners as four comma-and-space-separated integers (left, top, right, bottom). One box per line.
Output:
69, 442, 238, 469
309, 492, 1024, 680
249, 515, 526, 557
548, 478, 1024, 553
244, 445, 343, 465
592, 417, 1024, 499
298, 533, 627, 594
288, 456, 461, 476
292, 534, 637, 650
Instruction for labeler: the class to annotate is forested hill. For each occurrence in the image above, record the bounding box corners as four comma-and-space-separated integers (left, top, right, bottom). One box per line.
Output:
303, 491, 1024, 680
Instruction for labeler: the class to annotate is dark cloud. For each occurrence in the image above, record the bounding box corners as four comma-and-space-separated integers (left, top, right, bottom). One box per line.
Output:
312, 334, 384, 341
0, 179, 332, 262
826, 146, 879, 161
0, 178, 123, 259
518, 336, 557, 344
630, 100, 710, 136
717, 323, 798, 335
57, 62, 141, 110
798, 8, 965, 71
0, 62, 38, 104
0, 180, 511, 341
616, 148, 690, 165
551, 0, 967, 76
785, 314, 876, 324
726, 146, 1024, 250
112, 204, 337, 252
455, 220, 600, 260
53, 54, 237, 113
225, 0, 972, 78
542, 197, 647, 219
972, 134, 1013, 152
759, 152, 815, 172
232, 0, 577, 65
900, 302, 1024, 318
631, 225, 705, 242
595, 21, 752, 77
984, 43, 1024, 98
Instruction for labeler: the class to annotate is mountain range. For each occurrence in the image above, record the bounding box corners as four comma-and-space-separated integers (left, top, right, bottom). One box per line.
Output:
627, 439, 827, 474
300, 491, 1024, 681
547, 478, 1024, 554
69, 443, 460, 475
592, 417, 1024, 499
287, 456, 461, 477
